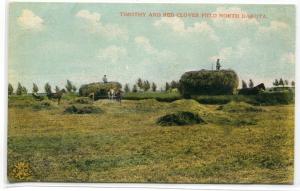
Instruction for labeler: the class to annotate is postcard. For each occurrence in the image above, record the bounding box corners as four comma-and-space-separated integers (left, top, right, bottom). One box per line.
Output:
7, 3, 295, 184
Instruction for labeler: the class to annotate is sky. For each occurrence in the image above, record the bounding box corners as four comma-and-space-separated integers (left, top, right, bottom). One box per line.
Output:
8, 3, 295, 92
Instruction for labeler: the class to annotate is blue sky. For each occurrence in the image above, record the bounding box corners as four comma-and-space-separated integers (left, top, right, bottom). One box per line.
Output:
8, 3, 295, 91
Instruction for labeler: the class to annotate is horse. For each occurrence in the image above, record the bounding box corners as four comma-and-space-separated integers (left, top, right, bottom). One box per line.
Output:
108, 89, 115, 100
238, 83, 266, 95
47, 89, 66, 104
255, 83, 266, 91
88, 92, 95, 101
32, 92, 44, 101
115, 89, 123, 104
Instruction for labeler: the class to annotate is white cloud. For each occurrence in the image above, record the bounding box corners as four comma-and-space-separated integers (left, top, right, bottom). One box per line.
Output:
280, 52, 295, 64
76, 10, 100, 24
76, 10, 127, 40
209, 38, 252, 62
17, 9, 44, 31
154, 17, 218, 41
210, 47, 233, 62
134, 35, 175, 60
134, 36, 155, 54
97, 45, 127, 63
258, 21, 289, 34
212, 7, 259, 27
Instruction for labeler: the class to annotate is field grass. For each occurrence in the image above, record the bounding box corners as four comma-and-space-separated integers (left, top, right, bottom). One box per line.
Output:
123, 92, 181, 102
7, 95, 294, 183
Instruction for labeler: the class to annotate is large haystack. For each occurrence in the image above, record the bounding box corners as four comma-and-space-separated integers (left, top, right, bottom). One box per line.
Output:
179, 69, 239, 97
79, 82, 122, 100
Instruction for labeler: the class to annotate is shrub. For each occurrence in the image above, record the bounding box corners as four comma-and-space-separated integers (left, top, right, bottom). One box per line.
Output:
193, 96, 232, 105
64, 105, 102, 114
252, 91, 294, 105
79, 82, 122, 100
155, 96, 181, 102
179, 69, 239, 97
157, 111, 205, 126
123, 92, 181, 102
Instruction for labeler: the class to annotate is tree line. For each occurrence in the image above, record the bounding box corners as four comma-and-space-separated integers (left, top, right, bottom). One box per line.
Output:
241, 78, 295, 89
123, 78, 180, 93
8, 80, 77, 95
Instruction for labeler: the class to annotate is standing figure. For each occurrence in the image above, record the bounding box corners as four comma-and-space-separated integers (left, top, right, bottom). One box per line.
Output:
103, 75, 108, 83
216, 59, 221, 71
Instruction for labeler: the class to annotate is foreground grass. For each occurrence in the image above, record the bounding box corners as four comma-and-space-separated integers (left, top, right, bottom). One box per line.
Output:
8, 96, 294, 183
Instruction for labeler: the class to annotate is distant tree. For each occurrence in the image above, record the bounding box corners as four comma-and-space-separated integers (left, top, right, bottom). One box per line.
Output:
151, 82, 157, 92
55, 86, 60, 93
273, 79, 279, 87
72, 85, 77, 92
279, 78, 284, 87
8, 83, 13, 95
284, 80, 289, 87
143, 80, 151, 92
171, 80, 180, 89
32, 83, 39, 93
16, 82, 23, 95
137, 78, 143, 91
22, 86, 28, 95
44, 83, 52, 95
124, 83, 130, 93
165, 82, 170, 91
291, 81, 295, 87
132, 84, 138, 93
242, 80, 247, 89
66, 80, 74, 92
249, 79, 254, 88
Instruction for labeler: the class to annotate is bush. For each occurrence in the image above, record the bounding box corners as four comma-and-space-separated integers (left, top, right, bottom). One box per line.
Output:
79, 82, 122, 100
123, 92, 181, 102
252, 91, 294, 105
155, 97, 181, 102
157, 111, 205, 126
193, 96, 232, 105
179, 69, 239, 97
64, 105, 102, 114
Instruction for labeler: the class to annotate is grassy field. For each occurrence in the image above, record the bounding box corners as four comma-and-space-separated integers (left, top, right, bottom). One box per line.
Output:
7, 95, 294, 184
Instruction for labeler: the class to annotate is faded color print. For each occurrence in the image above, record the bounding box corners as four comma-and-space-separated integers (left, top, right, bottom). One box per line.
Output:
8, 3, 295, 184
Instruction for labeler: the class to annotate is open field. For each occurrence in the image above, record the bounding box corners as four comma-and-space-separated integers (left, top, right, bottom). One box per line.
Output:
8, 95, 294, 183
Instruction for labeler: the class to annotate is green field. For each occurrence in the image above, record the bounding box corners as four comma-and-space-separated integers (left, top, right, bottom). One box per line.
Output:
8, 94, 294, 183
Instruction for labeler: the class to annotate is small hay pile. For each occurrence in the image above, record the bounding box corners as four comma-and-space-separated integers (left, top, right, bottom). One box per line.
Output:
218, 101, 264, 112
157, 111, 205, 126
64, 105, 102, 114
170, 99, 206, 112
32, 101, 53, 110
71, 97, 93, 104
